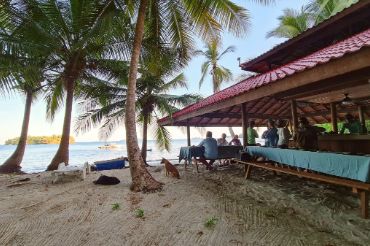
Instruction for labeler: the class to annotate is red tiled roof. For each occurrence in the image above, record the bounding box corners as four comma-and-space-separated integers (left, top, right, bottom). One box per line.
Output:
160, 28, 370, 122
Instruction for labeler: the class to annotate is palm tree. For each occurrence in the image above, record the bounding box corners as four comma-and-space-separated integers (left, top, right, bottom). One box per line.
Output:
75, 60, 201, 163
123, 0, 273, 192
267, 0, 358, 39
196, 39, 234, 93
0, 71, 41, 173
0, 5, 50, 173
195, 39, 236, 137
266, 6, 314, 39
309, 0, 358, 24
1, 0, 132, 171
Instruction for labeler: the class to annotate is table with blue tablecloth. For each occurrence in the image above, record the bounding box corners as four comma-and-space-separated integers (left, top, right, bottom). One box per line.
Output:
179, 146, 243, 165
179, 146, 204, 164
246, 146, 370, 182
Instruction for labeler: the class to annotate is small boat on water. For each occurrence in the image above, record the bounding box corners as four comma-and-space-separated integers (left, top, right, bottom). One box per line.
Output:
146, 148, 152, 152
98, 144, 118, 150
93, 157, 128, 171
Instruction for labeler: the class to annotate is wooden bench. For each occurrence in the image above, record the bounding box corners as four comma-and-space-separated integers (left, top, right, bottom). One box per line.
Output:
234, 159, 370, 219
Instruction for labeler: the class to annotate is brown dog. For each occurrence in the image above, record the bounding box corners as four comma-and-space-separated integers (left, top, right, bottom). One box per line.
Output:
161, 158, 180, 179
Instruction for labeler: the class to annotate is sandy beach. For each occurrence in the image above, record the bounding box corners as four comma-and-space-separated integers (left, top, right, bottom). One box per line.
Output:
1, 164, 370, 246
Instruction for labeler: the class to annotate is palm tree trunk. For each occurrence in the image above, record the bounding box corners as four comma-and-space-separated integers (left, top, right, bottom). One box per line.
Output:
125, 0, 162, 192
141, 113, 148, 163
46, 79, 75, 171
228, 127, 235, 138
0, 91, 33, 173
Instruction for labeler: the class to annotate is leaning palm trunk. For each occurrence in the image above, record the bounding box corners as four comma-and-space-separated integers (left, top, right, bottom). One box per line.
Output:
47, 80, 75, 171
141, 113, 148, 163
125, 0, 162, 192
0, 91, 32, 173
228, 127, 235, 138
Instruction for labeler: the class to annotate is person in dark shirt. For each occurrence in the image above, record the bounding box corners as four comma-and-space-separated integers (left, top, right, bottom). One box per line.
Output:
295, 117, 325, 150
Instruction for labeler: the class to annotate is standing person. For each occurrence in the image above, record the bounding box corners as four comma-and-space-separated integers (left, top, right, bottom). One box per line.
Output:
229, 135, 242, 146
217, 133, 228, 146
277, 120, 291, 148
340, 113, 363, 134
197, 131, 218, 170
247, 121, 259, 146
295, 117, 325, 150
265, 120, 278, 147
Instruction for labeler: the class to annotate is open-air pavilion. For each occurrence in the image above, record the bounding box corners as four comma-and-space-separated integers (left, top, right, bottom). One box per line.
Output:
159, 1, 370, 218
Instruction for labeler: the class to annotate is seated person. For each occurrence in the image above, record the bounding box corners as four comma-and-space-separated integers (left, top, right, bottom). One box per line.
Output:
217, 133, 228, 146
263, 120, 278, 147
340, 113, 362, 134
197, 131, 218, 170
229, 135, 242, 146
277, 119, 291, 148
295, 117, 325, 150
247, 121, 259, 146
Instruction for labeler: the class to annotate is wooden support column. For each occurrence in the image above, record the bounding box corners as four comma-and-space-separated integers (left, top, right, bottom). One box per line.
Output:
291, 100, 298, 135
330, 102, 338, 133
358, 106, 366, 134
359, 190, 369, 219
186, 125, 191, 146
241, 103, 248, 147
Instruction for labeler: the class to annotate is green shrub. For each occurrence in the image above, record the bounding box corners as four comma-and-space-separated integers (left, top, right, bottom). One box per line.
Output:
204, 217, 218, 228
112, 203, 120, 210
135, 208, 144, 218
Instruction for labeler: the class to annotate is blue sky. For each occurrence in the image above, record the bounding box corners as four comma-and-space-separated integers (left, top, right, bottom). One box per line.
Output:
0, 0, 310, 144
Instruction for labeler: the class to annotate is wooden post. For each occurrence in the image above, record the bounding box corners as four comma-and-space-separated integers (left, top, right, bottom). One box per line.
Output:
359, 190, 369, 219
244, 164, 252, 179
358, 106, 366, 134
241, 103, 248, 147
291, 100, 298, 135
186, 125, 191, 146
330, 102, 338, 133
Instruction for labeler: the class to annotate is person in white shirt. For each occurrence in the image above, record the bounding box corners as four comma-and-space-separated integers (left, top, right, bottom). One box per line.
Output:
217, 133, 228, 146
277, 119, 291, 148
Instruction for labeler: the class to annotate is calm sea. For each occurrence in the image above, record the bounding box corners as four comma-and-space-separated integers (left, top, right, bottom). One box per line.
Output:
0, 139, 197, 173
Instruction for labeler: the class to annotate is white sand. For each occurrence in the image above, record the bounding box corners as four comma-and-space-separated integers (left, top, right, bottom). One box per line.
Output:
0, 164, 370, 246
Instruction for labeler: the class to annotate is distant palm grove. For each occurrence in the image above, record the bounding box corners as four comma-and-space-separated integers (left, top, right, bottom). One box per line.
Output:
5, 135, 75, 145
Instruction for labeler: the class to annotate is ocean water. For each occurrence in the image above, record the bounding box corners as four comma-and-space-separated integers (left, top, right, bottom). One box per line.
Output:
0, 139, 197, 173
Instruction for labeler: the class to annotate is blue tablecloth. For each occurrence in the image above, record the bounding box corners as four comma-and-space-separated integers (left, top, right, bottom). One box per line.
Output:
179, 146, 204, 164
246, 146, 370, 182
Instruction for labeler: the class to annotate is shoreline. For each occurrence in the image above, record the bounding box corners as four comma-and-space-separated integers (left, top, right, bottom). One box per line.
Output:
1, 164, 369, 245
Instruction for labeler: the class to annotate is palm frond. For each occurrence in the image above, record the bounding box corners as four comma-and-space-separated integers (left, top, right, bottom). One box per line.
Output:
153, 119, 171, 151
159, 73, 187, 92
217, 45, 236, 60
45, 78, 64, 121
198, 61, 210, 89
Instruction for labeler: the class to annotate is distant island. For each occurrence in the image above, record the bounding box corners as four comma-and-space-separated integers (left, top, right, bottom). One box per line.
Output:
5, 135, 75, 145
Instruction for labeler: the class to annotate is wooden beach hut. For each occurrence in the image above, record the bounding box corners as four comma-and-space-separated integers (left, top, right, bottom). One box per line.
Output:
159, 1, 370, 218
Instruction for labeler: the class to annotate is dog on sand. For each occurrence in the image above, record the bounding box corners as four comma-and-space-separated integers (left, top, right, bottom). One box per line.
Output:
160, 158, 180, 179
